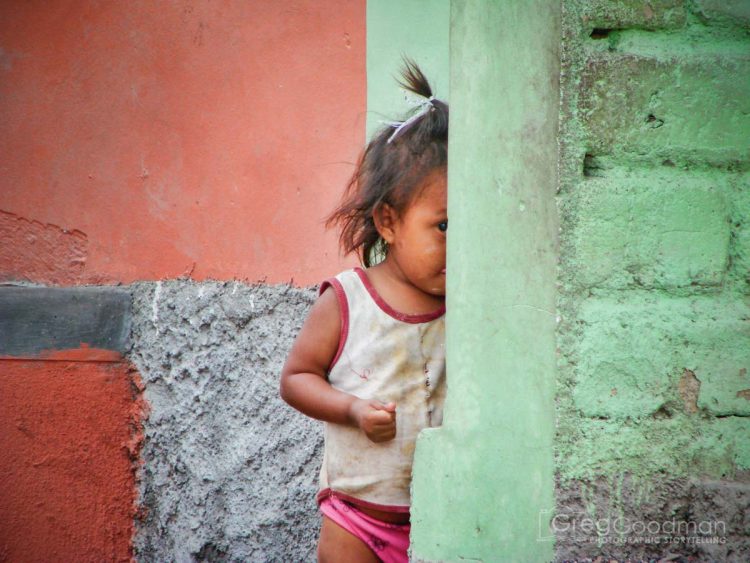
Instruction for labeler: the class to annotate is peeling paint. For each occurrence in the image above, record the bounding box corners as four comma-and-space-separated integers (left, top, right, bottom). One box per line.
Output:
679, 368, 701, 414
0, 210, 88, 285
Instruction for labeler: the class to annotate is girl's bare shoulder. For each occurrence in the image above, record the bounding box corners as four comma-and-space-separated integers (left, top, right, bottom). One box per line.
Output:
281, 283, 341, 379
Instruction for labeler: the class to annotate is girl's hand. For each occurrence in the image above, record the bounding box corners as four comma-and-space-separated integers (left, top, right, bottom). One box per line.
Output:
349, 399, 397, 443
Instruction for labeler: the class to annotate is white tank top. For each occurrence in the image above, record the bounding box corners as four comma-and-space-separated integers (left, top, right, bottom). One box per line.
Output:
316, 267, 446, 512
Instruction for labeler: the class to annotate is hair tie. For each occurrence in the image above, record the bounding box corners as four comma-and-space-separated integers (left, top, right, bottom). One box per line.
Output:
387, 95, 439, 144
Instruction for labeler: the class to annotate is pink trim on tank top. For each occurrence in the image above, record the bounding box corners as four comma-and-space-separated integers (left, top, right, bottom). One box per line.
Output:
353, 267, 445, 324
319, 278, 349, 372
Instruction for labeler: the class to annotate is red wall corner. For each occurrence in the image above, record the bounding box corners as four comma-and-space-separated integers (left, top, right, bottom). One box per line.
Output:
0, 356, 147, 562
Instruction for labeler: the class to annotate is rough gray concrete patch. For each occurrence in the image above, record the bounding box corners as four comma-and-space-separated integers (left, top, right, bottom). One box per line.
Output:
126, 279, 321, 562
553, 472, 750, 562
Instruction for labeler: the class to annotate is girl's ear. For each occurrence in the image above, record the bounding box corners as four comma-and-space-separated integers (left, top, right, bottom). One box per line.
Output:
373, 204, 398, 244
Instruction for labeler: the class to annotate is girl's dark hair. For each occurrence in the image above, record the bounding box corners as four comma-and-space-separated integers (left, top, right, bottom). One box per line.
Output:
326, 57, 448, 267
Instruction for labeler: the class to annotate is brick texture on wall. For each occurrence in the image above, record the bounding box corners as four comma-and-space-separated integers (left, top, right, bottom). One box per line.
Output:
555, 0, 750, 560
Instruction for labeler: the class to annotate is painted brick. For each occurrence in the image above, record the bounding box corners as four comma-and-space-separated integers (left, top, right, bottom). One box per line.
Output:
712, 418, 750, 471
687, 320, 750, 417
556, 416, 750, 487
578, 0, 686, 31
579, 54, 750, 161
728, 172, 750, 292
558, 0, 750, 557
573, 296, 674, 420
567, 168, 730, 290
572, 294, 750, 419
694, 0, 750, 30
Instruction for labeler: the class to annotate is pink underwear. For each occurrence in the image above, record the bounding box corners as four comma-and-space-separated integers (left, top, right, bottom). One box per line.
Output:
319, 495, 411, 563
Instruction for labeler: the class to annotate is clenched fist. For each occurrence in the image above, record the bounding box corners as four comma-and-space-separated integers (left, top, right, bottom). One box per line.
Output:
349, 399, 397, 443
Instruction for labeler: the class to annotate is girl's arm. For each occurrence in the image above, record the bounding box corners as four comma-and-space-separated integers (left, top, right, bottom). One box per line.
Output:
280, 286, 396, 442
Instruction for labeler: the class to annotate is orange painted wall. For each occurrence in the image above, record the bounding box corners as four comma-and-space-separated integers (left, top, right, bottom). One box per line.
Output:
0, 356, 144, 562
0, 2, 365, 560
0, 0, 364, 287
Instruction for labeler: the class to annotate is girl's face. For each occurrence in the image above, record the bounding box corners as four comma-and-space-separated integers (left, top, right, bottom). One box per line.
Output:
382, 168, 448, 298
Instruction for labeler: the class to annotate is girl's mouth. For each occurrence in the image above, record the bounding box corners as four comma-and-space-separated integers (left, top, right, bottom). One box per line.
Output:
440, 268, 446, 274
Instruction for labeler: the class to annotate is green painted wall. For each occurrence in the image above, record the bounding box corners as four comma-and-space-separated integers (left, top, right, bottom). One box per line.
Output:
554, 0, 750, 558
367, 0, 749, 559
410, 1, 560, 561
557, 0, 750, 488
366, 0, 450, 140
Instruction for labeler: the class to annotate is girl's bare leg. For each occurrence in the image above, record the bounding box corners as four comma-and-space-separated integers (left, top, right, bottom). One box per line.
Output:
317, 515, 380, 563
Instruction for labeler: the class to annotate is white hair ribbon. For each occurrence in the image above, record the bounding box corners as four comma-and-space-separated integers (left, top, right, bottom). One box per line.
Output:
386, 95, 436, 144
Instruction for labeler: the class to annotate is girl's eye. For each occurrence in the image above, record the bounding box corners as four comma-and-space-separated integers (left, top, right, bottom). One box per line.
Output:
438, 221, 448, 232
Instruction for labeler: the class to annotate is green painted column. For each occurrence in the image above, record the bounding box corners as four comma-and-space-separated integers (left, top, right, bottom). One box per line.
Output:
410, 1, 560, 561
366, 0, 450, 140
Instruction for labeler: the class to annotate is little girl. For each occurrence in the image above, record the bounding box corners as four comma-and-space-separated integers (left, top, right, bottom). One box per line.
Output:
280, 59, 448, 563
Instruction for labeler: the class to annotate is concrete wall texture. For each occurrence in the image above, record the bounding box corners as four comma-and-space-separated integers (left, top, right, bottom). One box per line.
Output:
127, 280, 320, 561
1, 0, 749, 561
